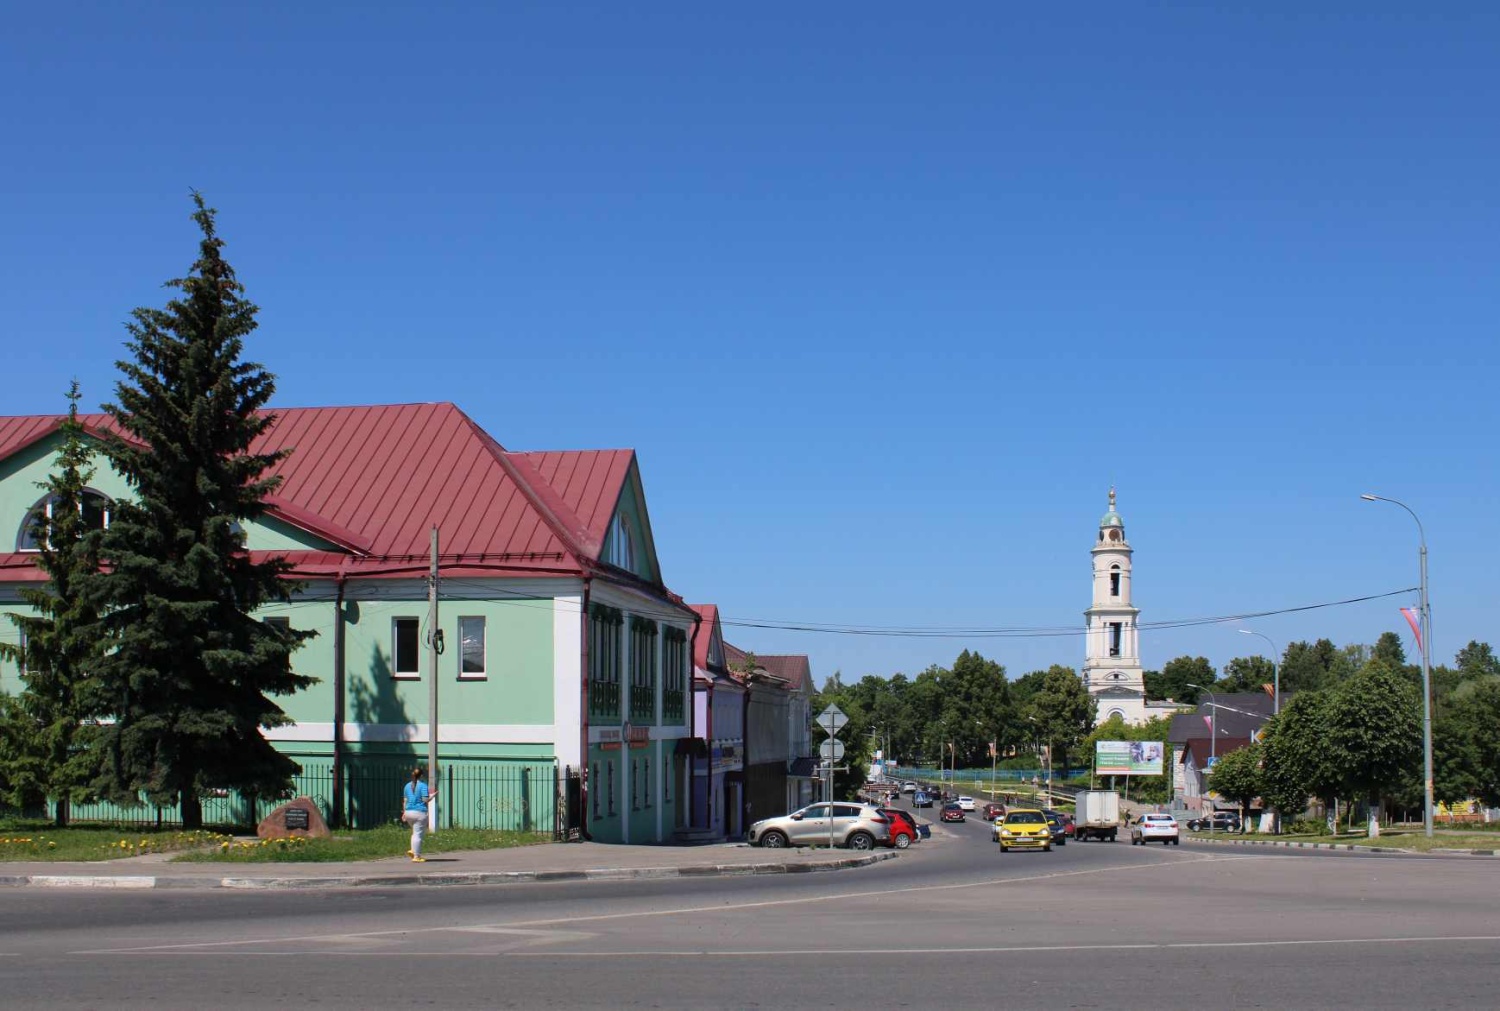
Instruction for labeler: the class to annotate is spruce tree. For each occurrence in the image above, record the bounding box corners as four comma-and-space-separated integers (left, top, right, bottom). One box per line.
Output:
0, 383, 104, 825
92, 194, 315, 828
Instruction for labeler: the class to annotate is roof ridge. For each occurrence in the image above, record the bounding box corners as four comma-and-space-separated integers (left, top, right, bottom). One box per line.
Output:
447, 406, 599, 567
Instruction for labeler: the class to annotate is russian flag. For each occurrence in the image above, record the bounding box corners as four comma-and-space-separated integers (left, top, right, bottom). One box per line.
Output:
1400, 607, 1423, 650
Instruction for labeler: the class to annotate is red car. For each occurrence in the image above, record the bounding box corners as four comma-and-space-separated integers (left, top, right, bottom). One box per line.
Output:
878, 808, 919, 849
982, 802, 1005, 821
940, 803, 965, 823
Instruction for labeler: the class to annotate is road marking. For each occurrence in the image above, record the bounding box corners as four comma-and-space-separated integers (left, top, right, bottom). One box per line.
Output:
72, 852, 1269, 955
504, 935, 1500, 958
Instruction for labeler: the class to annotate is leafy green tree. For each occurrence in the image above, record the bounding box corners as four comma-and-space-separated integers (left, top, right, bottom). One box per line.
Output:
1326, 660, 1421, 836
1260, 691, 1340, 829
89, 195, 316, 828
1279, 639, 1353, 694
1026, 665, 1093, 774
1372, 632, 1407, 668
1148, 656, 1215, 703
0, 384, 106, 825
1217, 655, 1275, 695
1206, 743, 1262, 827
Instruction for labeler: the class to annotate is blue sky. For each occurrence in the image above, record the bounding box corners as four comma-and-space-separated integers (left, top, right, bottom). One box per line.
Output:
3, 4, 1495, 684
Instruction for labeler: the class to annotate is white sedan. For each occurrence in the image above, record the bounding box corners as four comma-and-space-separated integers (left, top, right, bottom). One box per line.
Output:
1130, 813, 1180, 845
956, 796, 976, 812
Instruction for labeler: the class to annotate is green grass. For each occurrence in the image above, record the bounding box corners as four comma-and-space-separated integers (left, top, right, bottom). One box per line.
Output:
1190, 827, 1500, 853
172, 824, 549, 863
0, 823, 234, 862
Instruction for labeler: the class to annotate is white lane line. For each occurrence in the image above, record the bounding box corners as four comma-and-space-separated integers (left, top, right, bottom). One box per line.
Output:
71, 853, 1272, 956
505, 935, 1500, 958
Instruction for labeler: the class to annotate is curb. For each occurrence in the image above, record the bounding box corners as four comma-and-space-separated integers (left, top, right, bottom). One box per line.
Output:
0, 850, 900, 891
1189, 836, 1500, 857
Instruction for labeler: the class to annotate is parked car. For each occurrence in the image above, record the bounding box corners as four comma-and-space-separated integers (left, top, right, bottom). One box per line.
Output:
1040, 809, 1071, 845
1187, 812, 1241, 832
750, 803, 891, 851
996, 808, 1052, 852
878, 808, 921, 849
1130, 813, 1180, 846
939, 803, 965, 823
956, 796, 976, 812
982, 802, 1006, 821
912, 792, 934, 808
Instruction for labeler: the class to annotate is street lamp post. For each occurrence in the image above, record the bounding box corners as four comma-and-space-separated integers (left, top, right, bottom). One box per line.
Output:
1238, 629, 1281, 715
1361, 493, 1434, 839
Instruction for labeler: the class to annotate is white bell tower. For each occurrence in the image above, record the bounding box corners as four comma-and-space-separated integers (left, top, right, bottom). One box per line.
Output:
1083, 489, 1149, 724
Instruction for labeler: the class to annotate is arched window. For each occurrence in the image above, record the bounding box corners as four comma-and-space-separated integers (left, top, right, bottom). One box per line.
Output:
1110, 564, 1121, 597
606, 513, 635, 571
1107, 708, 1126, 721
16, 490, 113, 551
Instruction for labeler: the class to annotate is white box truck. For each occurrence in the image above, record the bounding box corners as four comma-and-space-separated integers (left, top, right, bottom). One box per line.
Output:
1073, 790, 1120, 841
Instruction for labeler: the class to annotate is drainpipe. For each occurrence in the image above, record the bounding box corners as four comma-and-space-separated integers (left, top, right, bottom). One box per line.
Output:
579, 576, 592, 841
687, 610, 702, 831
331, 571, 347, 829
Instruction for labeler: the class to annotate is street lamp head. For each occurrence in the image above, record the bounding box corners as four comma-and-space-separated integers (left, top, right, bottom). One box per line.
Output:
1360, 494, 1379, 502
1237, 629, 1253, 636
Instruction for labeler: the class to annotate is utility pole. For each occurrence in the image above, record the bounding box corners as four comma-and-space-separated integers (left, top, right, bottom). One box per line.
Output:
427, 526, 440, 833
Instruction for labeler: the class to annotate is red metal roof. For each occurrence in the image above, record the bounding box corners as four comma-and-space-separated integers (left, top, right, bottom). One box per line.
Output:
0, 402, 658, 586
755, 654, 814, 694
689, 604, 721, 672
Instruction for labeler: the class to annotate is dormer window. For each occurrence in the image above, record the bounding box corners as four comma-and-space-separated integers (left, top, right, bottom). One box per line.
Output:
606, 513, 635, 571
16, 490, 113, 551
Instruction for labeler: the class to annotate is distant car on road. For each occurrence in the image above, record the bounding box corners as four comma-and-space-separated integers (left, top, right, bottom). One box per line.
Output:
901, 782, 917, 794
939, 803, 965, 823
1187, 812, 1241, 832
1043, 809, 1075, 841
750, 803, 891, 851
912, 792, 934, 808
957, 796, 976, 812
982, 802, 1005, 821
996, 808, 1052, 852
1130, 813, 1180, 846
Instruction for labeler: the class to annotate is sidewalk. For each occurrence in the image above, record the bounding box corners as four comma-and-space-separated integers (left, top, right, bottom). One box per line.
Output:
1188, 835, 1500, 857
0, 840, 902, 891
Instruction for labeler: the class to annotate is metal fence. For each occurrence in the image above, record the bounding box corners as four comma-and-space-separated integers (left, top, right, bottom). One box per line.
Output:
36, 758, 582, 838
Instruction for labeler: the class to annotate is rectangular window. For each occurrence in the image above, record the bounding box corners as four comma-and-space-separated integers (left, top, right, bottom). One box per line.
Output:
458, 616, 486, 678
644, 758, 651, 808
607, 762, 615, 816
631, 759, 639, 810
393, 617, 420, 677
630, 618, 658, 722
1110, 571, 1121, 597
16, 629, 27, 676
662, 627, 687, 724
591, 763, 600, 819
589, 605, 623, 718
264, 616, 290, 632
1109, 622, 1122, 658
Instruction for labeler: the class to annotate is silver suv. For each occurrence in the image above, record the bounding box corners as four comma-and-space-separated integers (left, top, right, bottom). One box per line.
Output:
750, 803, 892, 851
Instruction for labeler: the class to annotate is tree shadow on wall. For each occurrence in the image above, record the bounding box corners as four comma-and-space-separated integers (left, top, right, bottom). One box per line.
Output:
346, 624, 418, 828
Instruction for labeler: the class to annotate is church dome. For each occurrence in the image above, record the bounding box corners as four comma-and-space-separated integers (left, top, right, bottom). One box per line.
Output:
1100, 487, 1123, 528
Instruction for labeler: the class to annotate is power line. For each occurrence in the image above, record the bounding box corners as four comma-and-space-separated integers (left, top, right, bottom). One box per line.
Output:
718, 587, 1419, 639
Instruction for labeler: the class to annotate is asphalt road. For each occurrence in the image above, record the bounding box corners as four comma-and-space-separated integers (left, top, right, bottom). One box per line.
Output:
2, 806, 1499, 1009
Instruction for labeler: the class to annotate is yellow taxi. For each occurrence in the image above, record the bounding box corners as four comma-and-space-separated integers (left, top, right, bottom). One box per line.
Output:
995, 808, 1053, 852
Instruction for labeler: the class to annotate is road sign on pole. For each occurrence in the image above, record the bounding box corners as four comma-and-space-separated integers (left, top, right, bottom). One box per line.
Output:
815, 705, 847, 735
819, 739, 846, 762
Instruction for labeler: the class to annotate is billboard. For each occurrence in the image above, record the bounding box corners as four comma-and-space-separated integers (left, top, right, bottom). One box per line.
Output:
1096, 740, 1165, 776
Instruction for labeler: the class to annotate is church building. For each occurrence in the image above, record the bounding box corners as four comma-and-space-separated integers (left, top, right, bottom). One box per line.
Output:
1081, 490, 1176, 725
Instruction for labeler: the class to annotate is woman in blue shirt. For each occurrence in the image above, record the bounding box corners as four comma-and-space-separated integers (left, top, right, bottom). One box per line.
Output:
402, 767, 438, 862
